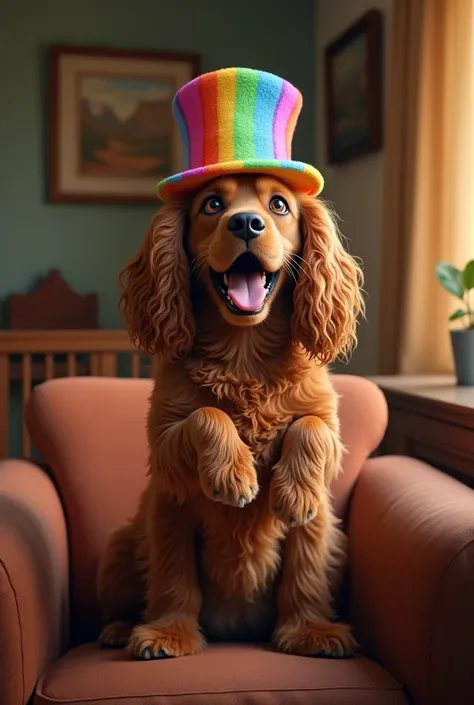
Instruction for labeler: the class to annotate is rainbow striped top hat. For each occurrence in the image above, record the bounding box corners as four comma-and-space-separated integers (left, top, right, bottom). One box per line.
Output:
157, 67, 324, 201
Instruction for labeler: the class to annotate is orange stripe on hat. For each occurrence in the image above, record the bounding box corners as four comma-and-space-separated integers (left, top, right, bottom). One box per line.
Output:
199, 71, 219, 166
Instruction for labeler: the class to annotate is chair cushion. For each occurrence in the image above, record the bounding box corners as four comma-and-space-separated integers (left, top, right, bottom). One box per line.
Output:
35, 642, 408, 705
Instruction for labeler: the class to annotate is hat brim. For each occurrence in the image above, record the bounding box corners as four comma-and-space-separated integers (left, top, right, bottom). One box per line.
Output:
156, 159, 324, 202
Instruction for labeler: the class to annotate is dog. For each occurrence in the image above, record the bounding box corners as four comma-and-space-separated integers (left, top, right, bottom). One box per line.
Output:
97, 173, 363, 660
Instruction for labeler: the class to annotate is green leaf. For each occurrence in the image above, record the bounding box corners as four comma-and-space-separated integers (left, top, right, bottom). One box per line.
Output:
435, 262, 464, 299
463, 260, 474, 290
449, 308, 468, 321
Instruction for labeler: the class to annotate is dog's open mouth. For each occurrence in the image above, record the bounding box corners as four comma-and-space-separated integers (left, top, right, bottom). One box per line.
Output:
210, 253, 280, 316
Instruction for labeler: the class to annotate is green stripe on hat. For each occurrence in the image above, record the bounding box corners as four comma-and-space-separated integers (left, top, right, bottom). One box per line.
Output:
233, 68, 259, 160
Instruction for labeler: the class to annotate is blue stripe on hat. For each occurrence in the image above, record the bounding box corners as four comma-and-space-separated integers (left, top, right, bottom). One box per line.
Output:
279, 160, 305, 171
253, 72, 284, 159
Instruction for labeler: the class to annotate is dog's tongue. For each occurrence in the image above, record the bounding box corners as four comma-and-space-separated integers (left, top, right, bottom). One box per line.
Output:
227, 272, 266, 312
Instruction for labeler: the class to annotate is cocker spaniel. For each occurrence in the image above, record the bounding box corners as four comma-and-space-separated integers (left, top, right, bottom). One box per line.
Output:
97, 173, 363, 660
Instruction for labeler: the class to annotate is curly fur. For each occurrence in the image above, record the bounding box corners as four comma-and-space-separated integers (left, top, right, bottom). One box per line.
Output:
293, 196, 363, 363
97, 175, 364, 660
119, 200, 195, 361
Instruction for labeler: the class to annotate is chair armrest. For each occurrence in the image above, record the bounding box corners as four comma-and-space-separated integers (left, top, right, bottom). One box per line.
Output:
348, 455, 474, 705
0, 460, 69, 705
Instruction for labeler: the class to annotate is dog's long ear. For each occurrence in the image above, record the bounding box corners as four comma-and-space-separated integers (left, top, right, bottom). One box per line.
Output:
292, 196, 364, 364
119, 201, 195, 361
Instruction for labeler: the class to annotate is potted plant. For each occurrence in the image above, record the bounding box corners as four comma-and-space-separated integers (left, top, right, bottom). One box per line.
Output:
435, 260, 474, 386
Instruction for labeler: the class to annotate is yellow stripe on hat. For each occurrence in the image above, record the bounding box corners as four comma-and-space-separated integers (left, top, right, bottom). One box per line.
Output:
217, 68, 237, 162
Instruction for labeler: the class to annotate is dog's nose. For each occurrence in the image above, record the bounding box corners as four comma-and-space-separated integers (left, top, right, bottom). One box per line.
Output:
227, 212, 265, 241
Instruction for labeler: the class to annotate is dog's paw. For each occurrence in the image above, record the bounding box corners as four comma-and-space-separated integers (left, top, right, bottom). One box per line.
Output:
199, 439, 258, 508
128, 619, 206, 660
274, 620, 357, 658
99, 621, 133, 648
269, 461, 321, 527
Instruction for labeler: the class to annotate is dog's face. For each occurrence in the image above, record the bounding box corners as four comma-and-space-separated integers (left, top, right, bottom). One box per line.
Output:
187, 175, 300, 326
119, 173, 364, 363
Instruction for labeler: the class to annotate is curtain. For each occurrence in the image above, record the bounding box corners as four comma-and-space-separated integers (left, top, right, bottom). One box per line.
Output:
379, 0, 474, 374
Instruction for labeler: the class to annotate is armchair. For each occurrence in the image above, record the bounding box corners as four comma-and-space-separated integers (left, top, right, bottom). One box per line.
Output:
0, 375, 473, 705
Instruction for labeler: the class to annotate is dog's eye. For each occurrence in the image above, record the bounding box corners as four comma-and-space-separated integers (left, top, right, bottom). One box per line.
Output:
269, 196, 289, 215
201, 195, 223, 215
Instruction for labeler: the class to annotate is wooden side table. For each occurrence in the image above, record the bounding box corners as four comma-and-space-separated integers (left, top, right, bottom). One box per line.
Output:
368, 375, 474, 487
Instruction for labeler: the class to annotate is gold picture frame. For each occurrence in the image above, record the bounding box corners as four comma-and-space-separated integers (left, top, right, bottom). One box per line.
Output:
48, 45, 200, 204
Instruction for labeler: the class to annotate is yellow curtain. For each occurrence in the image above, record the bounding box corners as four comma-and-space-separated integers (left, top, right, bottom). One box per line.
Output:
379, 0, 474, 374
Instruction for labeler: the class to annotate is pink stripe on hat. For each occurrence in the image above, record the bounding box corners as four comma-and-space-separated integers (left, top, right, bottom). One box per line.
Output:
273, 81, 300, 161
177, 75, 203, 170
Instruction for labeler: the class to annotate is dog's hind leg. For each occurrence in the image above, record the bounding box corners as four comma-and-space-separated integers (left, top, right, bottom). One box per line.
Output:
97, 521, 145, 648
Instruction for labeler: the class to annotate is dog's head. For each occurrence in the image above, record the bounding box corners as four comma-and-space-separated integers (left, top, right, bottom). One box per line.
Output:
187, 175, 301, 327
120, 174, 364, 363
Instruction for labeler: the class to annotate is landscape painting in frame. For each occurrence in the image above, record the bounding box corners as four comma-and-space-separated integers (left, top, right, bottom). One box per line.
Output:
48, 46, 200, 204
324, 10, 383, 164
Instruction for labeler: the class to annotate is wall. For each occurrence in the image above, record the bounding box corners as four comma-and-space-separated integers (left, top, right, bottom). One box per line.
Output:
0, 0, 315, 328
315, 0, 393, 375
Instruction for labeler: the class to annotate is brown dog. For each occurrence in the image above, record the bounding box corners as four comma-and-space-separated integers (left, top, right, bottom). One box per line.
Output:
97, 174, 364, 660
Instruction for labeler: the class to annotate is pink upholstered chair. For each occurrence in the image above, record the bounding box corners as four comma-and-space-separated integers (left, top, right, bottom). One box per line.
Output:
1, 375, 473, 705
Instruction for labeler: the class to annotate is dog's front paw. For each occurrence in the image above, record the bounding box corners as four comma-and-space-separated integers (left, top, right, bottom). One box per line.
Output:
269, 459, 321, 527
274, 620, 357, 658
128, 618, 206, 660
199, 437, 258, 507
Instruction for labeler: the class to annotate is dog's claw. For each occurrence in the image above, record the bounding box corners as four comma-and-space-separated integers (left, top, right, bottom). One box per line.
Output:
289, 516, 297, 527
213, 489, 220, 497
307, 510, 313, 520
139, 646, 170, 660
238, 495, 247, 507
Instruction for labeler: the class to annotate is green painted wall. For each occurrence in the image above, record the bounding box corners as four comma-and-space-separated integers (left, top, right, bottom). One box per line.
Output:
1, 0, 315, 328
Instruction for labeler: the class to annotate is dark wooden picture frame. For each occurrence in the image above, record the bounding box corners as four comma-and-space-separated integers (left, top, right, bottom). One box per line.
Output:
48, 45, 200, 205
324, 10, 383, 165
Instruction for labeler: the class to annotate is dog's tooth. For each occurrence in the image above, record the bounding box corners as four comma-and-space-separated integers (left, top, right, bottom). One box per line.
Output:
261, 272, 266, 286
223, 273, 229, 286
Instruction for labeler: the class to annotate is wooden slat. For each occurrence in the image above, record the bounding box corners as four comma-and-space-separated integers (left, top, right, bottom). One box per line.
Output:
131, 352, 140, 378
9, 359, 88, 381
0, 329, 145, 460
0, 355, 9, 459
67, 353, 76, 377
45, 353, 55, 380
100, 352, 117, 377
0, 329, 134, 353
90, 353, 100, 376
21, 354, 32, 457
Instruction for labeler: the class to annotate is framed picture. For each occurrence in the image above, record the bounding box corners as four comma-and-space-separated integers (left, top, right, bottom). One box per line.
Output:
48, 45, 200, 204
324, 10, 383, 165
